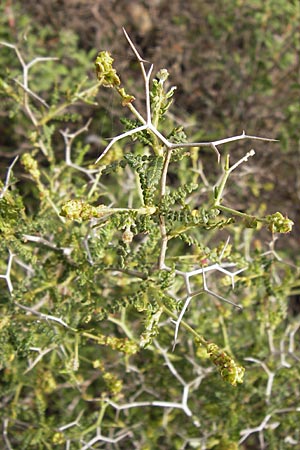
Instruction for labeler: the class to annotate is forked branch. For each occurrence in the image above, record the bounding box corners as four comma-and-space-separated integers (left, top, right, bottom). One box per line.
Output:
96, 30, 277, 164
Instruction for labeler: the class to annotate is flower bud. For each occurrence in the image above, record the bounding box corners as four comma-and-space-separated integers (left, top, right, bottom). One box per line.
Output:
122, 228, 134, 244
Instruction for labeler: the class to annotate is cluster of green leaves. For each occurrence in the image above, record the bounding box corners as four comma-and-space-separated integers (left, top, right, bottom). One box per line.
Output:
1, 3, 300, 450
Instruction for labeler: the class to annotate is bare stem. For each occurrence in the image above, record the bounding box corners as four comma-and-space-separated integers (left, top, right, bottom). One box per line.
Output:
158, 149, 172, 269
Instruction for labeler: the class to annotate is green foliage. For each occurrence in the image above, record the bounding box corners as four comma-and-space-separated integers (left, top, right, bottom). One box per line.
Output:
0, 3, 299, 449
151, 69, 177, 125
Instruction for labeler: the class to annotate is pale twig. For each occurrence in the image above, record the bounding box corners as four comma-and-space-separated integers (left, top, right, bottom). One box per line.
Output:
239, 413, 276, 448
171, 134, 273, 151
14, 257, 35, 276
158, 149, 173, 269
214, 149, 256, 207
95, 31, 277, 164
107, 341, 207, 419
60, 118, 99, 179
58, 410, 84, 431
0, 42, 61, 159
228, 148, 255, 173
219, 236, 231, 261
267, 328, 275, 353
279, 336, 292, 369
108, 397, 192, 416
262, 236, 299, 270
155, 341, 186, 385
14, 301, 75, 331
156, 341, 205, 415
288, 322, 300, 354
191, 159, 211, 187
23, 234, 73, 257
96, 124, 148, 163
155, 342, 199, 416
239, 408, 300, 447
2, 419, 13, 450
82, 228, 94, 265
0, 156, 19, 199
80, 428, 131, 449
172, 296, 193, 351
169, 262, 244, 348
0, 250, 14, 294
0, 42, 58, 127
24, 346, 56, 374
244, 357, 275, 403
13, 78, 50, 108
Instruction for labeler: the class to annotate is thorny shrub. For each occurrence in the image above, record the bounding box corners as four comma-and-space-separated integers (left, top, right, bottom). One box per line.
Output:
0, 7, 300, 450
